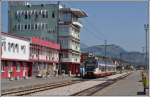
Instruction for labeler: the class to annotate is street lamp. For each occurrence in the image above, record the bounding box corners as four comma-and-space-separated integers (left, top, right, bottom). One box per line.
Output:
104, 40, 107, 72
144, 24, 149, 71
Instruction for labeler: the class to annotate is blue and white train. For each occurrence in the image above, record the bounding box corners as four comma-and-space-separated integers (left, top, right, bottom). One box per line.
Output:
81, 57, 116, 78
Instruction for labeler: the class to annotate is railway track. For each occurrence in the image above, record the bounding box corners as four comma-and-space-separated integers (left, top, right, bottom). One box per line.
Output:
1, 80, 82, 96
71, 73, 130, 96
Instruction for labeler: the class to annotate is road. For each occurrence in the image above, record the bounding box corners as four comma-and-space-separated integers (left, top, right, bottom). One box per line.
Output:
93, 70, 149, 96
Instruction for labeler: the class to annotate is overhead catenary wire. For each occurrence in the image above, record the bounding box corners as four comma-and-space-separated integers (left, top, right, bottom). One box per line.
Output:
84, 18, 108, 40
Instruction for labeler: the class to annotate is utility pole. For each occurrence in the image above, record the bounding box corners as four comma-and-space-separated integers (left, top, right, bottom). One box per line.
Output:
104, 40, 107, 71
57, 1, 61, 75
142, 47, 145, 66
144, 24, 149, 72
120, 53, 122, 73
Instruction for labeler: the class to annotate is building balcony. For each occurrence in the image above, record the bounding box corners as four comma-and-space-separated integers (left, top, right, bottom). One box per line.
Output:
59, 19, 83, 28
61, 57, 80, 63
72, 19, 83, 28
61, 45, 80, 52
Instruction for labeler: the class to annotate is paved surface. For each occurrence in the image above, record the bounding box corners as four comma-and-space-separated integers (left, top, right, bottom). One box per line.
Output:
30, 73, 129, 96
31, 80, 106, 96
93, 70, 149, 96
1, 75, 81, 90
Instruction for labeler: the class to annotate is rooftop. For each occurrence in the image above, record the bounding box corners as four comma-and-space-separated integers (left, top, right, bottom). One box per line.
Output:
59, 7, 88, 18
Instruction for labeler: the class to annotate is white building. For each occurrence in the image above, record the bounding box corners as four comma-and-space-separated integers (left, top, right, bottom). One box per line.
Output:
1, 32, 30, 80
59, 5, 87, 75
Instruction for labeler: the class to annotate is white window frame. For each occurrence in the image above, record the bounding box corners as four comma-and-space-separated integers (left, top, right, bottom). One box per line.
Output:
34, 10, 36, 15
30, 10, 33, 15
44, 10, 47, 15
37, 23, 40, 30
17, 10, 19, 16
40, 10, 43, 15
27, 10, 29, 16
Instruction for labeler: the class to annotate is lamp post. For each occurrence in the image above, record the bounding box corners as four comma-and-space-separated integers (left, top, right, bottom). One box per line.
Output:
57, 1, 61, 75
120, 53, 122, 73
144, 24, 149, 72
104, 40, 107, 72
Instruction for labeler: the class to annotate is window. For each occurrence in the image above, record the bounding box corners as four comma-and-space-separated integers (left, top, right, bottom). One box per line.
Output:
63, 13, 71, 21
15, 44, 19, 53
25, 24, 27, 30
33, 10, 36, 15
30, 10, 33, 15
15, 11, 19, 19
52, 11, 55, 18
35, 10, 38, 18
25, 11, 27, 19
16, 63, 20, 72
10, 43, 15, 52
42, 23, 44, 29
16, 10, 19, 16
28, 24, 30, 30
8, 62, 13, 72
35, 24, 38, 30
42, 10, 45, 18
19, 24, 22, 30
37, 23, 40, 30
1, 62, 4, 72
17, 24, 20, 30
45, 23, 48, 29
63, 53, 68, 58
31, 24, 34, 30
21, 45, 26, 53
40, 10, 43, 15
46, 10, 48, 18
8, 42, 11, 52
2, 41, 6, 51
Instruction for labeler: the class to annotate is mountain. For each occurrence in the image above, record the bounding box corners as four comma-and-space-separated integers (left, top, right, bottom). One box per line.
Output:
81, 44, 145, 65
80, 42, 89, 51
121, 52, 145, 65
81, 44, 126, 58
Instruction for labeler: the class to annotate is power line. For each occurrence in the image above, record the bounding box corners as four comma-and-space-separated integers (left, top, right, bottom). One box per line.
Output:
84, 18, 107, 40
82, 26, 104, 42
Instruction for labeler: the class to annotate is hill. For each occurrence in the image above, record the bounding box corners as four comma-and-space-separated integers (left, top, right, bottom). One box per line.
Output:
81, 44, 145, 65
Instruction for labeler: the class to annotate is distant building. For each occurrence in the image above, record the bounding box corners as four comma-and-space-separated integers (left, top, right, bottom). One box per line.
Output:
58, 5, 87, 76
30, 37, 60, 77
8, 3, 58, 43
7, 2, 88, 76
7, 2, 61, 78
1, 32, 60, 80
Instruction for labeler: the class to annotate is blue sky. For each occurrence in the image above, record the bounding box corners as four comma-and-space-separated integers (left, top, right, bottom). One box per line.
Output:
2, 1, 149, 52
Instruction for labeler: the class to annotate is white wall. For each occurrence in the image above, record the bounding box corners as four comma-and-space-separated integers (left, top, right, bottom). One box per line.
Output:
1, 35, 30, 60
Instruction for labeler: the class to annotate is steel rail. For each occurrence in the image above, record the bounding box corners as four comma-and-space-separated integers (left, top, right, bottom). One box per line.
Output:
2, 80, 82, 96
71, 73, 130, 96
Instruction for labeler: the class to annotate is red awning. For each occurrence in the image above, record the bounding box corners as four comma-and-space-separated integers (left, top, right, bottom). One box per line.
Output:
31, 37, 60, 50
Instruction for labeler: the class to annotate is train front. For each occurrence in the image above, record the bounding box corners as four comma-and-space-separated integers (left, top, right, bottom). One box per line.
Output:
83, 60, 97, 78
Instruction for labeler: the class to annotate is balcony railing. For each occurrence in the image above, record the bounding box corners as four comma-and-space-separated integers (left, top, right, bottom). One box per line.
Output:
72, 18, 82, 24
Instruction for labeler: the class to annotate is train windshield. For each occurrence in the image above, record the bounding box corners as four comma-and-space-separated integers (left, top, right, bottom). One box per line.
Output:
85, 66, 95, 71
85, 59, 97, 71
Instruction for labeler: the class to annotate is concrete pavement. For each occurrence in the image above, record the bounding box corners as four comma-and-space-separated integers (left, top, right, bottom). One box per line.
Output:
1, 75, 81, 90
93, 70, 149, 96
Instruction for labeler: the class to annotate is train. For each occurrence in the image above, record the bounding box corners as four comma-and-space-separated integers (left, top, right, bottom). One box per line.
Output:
80, 57, 116, 78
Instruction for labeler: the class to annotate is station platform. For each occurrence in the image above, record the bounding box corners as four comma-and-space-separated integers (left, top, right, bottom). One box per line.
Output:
1, 75, 81, 90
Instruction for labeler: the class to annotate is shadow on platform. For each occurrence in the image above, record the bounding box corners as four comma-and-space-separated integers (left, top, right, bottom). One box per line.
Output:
137, 91, 146, 95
